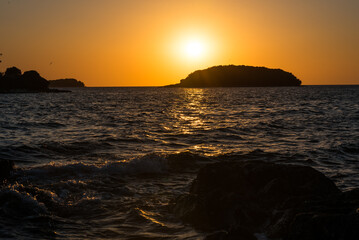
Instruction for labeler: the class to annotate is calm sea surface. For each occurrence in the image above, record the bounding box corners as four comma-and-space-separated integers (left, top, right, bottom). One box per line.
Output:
0, 86, 358, 239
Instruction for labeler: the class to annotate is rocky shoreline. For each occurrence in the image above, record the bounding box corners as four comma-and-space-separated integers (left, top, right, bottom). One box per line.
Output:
2, 159, 358, 239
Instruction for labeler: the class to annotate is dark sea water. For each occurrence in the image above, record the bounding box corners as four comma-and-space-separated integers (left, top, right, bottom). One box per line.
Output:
0, 86, 358, 239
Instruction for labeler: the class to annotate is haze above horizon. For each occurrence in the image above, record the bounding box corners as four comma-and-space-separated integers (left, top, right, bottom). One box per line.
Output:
0, 0, 358, 86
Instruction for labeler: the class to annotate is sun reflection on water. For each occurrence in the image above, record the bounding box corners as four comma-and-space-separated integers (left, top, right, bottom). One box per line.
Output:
161, 88, 229, 156
171, 88, 207, 134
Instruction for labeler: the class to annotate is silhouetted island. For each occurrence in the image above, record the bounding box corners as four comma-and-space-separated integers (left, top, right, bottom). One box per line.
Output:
0, 67, 70, 93
166, 65, 301, 87
49, 78, 85, 88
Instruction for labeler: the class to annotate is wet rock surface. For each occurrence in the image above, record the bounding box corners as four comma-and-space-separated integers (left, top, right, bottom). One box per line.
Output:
172, 161, 359, 240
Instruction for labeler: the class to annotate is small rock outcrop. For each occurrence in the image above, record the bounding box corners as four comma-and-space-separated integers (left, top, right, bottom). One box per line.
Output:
172, 161, 359, 240
166, 65, 301, 87
49, 78, 85, 88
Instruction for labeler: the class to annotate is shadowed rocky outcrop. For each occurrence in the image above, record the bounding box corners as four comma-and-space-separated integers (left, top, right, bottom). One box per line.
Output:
166, 65, 301, 87
172, 161, 359, 240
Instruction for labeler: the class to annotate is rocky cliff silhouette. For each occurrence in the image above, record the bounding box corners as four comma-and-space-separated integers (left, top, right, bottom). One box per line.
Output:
166, 65, 301, 87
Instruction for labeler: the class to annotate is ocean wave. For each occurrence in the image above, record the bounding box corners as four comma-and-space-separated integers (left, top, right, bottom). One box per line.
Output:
2, 152, 209, 219
17, 152, 208, 182
1, 151, 208, 239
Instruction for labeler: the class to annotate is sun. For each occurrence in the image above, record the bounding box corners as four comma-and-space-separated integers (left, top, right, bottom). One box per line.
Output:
185, 40, 204, 58
168, 30, 216, 65
181, 38, 207, 60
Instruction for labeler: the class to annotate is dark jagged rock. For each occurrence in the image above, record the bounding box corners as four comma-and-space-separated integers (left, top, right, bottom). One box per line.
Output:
165, 65, 301, 87
5, 66, 22, 76
21, 70, 49, 90
0, 66, 70, 93
172, 161, 359, 240
0, 159, 14, 182
49, 78, 85, 88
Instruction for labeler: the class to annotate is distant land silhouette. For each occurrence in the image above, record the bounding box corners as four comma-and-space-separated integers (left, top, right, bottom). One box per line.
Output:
166, 65, 301, 87
0, 66, 71, 93
49, 79, 85, 88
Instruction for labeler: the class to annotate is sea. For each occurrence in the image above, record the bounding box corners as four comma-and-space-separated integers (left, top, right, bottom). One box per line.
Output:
0, 86, 358, 239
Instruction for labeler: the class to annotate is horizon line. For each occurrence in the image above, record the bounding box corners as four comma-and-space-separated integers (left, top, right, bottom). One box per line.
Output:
78, 84, 359, 87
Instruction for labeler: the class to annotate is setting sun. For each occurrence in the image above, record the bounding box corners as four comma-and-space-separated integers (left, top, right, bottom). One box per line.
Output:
169, 31, 218, 68
184, 39, 205, 59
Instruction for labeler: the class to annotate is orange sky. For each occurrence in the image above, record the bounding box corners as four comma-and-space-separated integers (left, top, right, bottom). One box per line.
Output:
0, 0, 358, 86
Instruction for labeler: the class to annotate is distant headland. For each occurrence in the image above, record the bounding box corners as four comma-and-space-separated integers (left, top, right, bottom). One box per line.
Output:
165, 65, 301, 87
49, 79, 85, 88
0, 66, 82, 93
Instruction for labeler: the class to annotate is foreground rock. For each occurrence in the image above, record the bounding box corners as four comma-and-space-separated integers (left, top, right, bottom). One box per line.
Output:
49, 78, 85, 88
165, 65, 301, 87
0, 159, 14, 183
172, 161, 359, 240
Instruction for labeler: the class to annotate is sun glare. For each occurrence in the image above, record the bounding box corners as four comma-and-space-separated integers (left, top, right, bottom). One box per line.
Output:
168, 30, 218, 66
185, 40, 204, 58
181, 38, 207, 61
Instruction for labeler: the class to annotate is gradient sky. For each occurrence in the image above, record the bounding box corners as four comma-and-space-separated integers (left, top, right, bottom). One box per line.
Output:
1, 0, 358, 86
